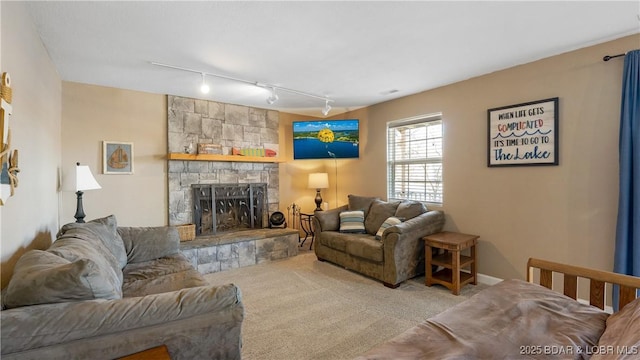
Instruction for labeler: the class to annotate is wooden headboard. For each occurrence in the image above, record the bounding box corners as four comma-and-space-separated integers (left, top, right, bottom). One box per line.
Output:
527, 258, 640, 311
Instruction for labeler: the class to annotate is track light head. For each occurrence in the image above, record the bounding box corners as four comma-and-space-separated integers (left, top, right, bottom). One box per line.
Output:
266, 88, 279, 105
322, 100, 331, 116
200, 73, 210, 94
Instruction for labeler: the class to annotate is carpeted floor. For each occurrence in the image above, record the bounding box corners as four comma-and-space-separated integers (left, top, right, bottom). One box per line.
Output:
204, 249, 488, 360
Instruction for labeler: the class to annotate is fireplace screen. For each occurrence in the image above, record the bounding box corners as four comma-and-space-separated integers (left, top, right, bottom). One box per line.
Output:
193, 183, 268, 236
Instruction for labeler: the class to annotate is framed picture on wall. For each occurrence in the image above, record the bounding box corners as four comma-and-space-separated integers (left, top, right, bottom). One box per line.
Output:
103, 141, 134, 174
487, 97, 559, 167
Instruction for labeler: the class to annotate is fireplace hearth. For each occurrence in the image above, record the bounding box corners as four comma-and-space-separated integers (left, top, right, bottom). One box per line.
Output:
193, 183, 268, 236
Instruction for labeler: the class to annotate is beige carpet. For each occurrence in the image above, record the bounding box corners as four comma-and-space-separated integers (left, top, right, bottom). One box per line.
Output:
204, 251, 487, 360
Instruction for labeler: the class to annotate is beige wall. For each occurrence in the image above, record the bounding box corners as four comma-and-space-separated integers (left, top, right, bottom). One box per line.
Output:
60, 82, 167, 227
1, 3, 635, 286
282, 34, 638, 280
0, 2, 62, 287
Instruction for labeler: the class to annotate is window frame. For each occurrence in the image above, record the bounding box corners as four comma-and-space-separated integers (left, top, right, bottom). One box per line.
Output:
386, 113, 443, 206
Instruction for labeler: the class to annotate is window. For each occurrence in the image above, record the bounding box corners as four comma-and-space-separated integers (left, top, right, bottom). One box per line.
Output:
387, 114, 443, 205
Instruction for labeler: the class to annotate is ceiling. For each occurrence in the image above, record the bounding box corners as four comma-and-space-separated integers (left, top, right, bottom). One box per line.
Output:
25, 1, 640, 117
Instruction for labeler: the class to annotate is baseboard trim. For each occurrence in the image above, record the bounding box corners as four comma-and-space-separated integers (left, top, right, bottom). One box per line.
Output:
477, 273, 503, 285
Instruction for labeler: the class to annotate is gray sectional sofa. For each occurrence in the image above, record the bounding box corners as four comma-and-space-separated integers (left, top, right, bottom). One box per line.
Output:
1, 215, 244, 360
314, 195, 445, 288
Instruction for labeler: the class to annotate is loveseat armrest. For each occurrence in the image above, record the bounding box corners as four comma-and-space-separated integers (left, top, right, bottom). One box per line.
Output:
313, 205, 348, 232
383, 210, 445, 240
117, 226, 180, 263
381, 210, 445, 285
1, 284, 243, 357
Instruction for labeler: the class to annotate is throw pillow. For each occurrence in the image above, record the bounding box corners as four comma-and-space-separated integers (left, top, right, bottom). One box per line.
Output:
58, 215, 127, 269
395, 200, 427, 220
339, 210, 366, 233
3, 250, 122, 309
117, 226, 180, 263
364, 199, 402, 235
594, 297, 640, 357
375, 216, 403, 240
347, 194, 379, 219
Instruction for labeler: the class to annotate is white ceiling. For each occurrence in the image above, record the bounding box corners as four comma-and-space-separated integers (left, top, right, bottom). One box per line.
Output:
25, 1, 640, 117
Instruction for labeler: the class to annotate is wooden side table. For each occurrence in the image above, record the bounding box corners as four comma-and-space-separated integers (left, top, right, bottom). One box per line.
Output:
423, 231, 478, 295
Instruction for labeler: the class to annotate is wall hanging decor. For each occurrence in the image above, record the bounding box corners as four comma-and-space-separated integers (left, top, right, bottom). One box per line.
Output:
487, 97, 559, 167
103, 141, 134, 174
1, 71, 19, 206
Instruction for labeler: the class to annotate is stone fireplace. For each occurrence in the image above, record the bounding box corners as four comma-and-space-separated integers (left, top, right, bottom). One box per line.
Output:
167, 95, 280, 231
192, 183, 268, 235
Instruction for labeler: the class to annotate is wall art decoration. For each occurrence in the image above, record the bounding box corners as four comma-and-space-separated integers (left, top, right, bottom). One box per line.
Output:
1, 71, 18, 206
487, 97, 559, 167
103, 141, 134, 174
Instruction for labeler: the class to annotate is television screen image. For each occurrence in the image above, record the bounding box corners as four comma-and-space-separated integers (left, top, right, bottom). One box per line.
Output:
293, 119, 359, 159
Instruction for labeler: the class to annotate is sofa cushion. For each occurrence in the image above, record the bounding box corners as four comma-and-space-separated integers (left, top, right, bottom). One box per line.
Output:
48, 235, 124, 292
122, 254, 207, 297
3, 250, 122, 309
59, 215, 127, 269
340, 210, 366, 233
345, 236, 384, 263
348, 194, 378, 219
118, 226, 180, 263
593, 297, 640, 359
395, 200, 427, 220
375, 216, 403, 240
365, 199, 401, 235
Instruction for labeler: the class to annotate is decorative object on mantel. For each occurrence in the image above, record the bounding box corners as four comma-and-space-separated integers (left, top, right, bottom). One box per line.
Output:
232, 147, 277, 157
1, 71, 18, 206
308, 173, 329, 211
74, 162, 101, 223
487, 97, 559, 167
197, 143, 222, 155
183, 142, 194, 154
103, 141, 134, 174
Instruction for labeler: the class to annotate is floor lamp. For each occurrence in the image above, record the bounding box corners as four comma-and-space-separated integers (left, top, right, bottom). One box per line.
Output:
308, 173, 329, 211
74, 162, 101, 223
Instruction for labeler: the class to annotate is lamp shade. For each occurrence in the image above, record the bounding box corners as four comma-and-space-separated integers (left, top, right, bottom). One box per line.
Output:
308, 173, 329, 189
76, 164, 101, 191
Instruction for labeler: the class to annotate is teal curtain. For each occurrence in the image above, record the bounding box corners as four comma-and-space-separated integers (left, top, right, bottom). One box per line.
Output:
613, 49, 640, 310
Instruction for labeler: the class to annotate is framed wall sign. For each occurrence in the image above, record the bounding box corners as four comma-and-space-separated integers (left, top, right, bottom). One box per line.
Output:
103, 141, 134, 174
487, 97, 559, 167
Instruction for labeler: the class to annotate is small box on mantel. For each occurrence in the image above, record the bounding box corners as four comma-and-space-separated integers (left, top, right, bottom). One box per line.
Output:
176, 224, 195, 241
197, 143, 222, 155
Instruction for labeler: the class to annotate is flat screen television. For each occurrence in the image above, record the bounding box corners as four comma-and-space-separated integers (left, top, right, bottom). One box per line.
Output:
293, 119, 359, 159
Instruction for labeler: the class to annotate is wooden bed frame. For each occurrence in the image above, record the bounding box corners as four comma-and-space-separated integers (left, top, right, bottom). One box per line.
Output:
527, 257, 640, 311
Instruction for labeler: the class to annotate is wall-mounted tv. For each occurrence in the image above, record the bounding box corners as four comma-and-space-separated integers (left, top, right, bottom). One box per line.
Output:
293, 119, 359, 159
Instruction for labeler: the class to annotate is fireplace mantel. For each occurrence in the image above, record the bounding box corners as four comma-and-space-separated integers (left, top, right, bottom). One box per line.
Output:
168, 153, 285, 163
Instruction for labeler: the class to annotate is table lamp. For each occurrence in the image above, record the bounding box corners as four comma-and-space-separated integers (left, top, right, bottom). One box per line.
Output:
308, 172, 329, 211
74, 162, 101, 223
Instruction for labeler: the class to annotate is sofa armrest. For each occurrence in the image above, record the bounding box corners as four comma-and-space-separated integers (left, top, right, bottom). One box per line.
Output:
381, 211, 445, 285
313, 205, 348, 232
383, 210, 445, 240
117, 226, 180, 263
1, 284, 243, 356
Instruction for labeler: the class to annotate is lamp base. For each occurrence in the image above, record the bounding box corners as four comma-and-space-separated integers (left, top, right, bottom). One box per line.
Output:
74, 190, 86, 223
314, 189, 323, 211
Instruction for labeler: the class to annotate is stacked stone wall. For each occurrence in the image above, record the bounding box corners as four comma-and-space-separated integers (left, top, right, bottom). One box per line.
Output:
167, 95, 280, 225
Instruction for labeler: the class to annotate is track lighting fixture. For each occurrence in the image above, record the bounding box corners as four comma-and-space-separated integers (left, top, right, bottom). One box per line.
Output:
151, 61, 334, 116
200, 73, 210, 94
266, 87, 279, 105
322, 99, 332, 116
